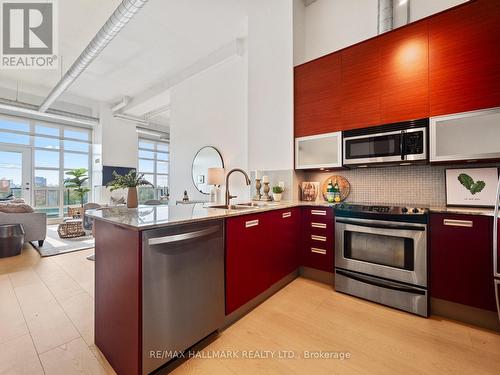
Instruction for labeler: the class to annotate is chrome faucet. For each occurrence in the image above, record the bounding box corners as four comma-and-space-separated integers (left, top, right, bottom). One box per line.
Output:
225, 168, 251, 206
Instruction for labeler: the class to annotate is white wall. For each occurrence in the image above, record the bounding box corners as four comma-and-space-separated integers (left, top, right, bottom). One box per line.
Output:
299, 0, 377, 65
169, 55, 248, 203
97, 104, 139, 168
295, 0, 469, 65
247, 0, 295, 172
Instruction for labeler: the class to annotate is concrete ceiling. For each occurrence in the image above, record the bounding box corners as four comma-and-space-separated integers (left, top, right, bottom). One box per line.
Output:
0, 0, 248, 113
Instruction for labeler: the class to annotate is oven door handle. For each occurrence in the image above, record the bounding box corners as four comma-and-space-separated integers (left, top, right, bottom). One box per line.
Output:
335, 218, 426, 231
336, 269, 426, 295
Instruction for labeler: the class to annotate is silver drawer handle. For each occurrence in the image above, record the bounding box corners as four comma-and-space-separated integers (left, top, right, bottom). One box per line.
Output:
148, 226, 219, 246
311, 222, 327, 229
311, 247, 327, 255
311, 210, 327, 216
311, 235, 327, 242
245, 219, 259, 228
282, 212, 292, 218
443, 219, 473, 228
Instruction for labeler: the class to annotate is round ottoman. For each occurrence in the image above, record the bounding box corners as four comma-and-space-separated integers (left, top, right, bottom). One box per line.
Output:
0, 224, 25, 258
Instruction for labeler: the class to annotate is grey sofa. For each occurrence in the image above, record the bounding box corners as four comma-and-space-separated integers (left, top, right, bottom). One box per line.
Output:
0, 212, 47, 246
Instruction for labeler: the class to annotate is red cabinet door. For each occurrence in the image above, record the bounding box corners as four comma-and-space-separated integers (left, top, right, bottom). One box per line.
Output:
430, 214, 496, 311
300, 207, 335, 273
269, 208, 300, 285
341, 40, 381, 130
379, 20, 429, 124
294, 52, 342, 137
429, 0, 500, 116
226, 213, 270, 315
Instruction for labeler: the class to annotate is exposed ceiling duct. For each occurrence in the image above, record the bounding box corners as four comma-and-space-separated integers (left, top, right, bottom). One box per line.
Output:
378, 0, 394, 34
39, 0, 149, 113
379, 0, 411, 35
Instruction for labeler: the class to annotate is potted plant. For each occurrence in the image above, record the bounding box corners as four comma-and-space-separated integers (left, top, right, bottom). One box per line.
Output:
106, 170, 153, 208
272, 186, 284, 202
64, 168, 90, 217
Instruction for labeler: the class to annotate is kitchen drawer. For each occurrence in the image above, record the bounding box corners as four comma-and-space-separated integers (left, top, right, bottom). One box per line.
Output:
301, 242, 334, 273
303, 207, 334, 222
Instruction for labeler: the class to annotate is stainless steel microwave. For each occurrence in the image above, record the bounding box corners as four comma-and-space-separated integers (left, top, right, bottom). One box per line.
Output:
342, 119, 428, 167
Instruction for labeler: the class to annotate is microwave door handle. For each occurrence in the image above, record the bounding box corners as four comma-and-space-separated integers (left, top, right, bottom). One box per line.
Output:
401, 130, 406, 161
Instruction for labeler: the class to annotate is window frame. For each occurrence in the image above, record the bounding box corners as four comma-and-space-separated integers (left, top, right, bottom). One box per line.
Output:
137, 138, 169, 201
0, 114, 92, 219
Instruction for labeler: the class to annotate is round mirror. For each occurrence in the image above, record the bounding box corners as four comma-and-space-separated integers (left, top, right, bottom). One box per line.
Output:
192, 146, 224, 195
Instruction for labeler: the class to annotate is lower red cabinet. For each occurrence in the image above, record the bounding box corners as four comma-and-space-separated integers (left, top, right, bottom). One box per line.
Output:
225, 209, 300, 315
300, 207, 335, 273
430, 214, 497, 311
269, 208, 300, 285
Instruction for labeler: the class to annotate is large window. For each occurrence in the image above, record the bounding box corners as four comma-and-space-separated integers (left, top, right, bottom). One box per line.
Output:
138, 139, 169, 202
0, 115, 91, 218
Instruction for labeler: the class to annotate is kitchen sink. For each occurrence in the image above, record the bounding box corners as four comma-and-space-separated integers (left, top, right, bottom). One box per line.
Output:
207, 202, 279, 210
207, 204, 256, 210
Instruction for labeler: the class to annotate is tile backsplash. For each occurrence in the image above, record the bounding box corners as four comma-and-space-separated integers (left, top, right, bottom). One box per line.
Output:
300, 163, 500, 207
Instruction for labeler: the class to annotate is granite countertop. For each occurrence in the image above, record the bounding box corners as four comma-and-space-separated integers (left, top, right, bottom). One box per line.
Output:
428, 206, 495, 217
86, 200, 337, 231
86, 200, 497, 231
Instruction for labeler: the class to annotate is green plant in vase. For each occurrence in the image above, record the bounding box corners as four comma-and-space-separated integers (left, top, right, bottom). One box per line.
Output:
106, 170, 153, 208
64, 168, 90, 208
272, 186, 284, 202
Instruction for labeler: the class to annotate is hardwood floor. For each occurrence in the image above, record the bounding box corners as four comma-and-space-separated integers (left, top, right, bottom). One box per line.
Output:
1, 245, 499, 375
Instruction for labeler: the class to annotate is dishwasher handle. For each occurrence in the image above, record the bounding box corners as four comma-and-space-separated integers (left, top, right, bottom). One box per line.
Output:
148, 225, 220, 246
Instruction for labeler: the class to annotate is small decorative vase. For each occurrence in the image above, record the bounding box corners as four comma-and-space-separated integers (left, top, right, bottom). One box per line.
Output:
127, 187, 138, 208
273, 193, 282, 202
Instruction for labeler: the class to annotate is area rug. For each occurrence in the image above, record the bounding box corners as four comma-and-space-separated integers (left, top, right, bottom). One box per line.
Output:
31, 225, 95, 257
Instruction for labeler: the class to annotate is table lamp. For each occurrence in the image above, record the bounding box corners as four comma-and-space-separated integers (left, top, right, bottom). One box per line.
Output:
207, 168, 225, 203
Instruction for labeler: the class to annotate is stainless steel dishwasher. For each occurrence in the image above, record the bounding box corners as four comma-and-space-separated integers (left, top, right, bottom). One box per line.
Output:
142, 220, 224, 374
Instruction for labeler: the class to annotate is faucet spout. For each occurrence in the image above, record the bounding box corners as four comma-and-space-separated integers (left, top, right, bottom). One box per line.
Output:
225, 168, 251, 206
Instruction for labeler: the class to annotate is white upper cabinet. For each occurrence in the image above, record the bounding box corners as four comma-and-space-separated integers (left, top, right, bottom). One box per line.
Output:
430, 108, 500, 162
295, 132, 342, 170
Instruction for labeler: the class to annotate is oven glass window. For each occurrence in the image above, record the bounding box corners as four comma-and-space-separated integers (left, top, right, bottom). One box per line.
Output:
345, 134, 401, 159
344, 231, 414, 270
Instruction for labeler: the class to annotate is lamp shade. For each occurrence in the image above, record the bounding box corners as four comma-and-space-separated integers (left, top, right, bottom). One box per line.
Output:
207, 168, 225, 186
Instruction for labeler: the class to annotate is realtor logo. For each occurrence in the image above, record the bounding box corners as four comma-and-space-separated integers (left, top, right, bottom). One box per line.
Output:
1, 0, 58, 69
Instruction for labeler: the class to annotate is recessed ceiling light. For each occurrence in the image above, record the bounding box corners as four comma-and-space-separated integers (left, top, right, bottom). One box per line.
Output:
399, 0, 408, 5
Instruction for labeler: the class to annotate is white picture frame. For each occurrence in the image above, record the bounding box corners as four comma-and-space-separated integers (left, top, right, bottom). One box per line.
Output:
445, 167, 499, 207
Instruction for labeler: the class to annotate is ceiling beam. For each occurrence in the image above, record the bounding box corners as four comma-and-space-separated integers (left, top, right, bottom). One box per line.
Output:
122, 38, 245, 115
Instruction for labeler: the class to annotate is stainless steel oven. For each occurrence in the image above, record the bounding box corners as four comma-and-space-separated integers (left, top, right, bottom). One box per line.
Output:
334, 204, 429, 317
343, 119, 428, 167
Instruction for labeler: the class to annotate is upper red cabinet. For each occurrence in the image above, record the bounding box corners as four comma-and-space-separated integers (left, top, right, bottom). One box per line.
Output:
429, 0, 500, 116
340, 41, 382, 130
294, 52, 342, 137
379, 20, 430, 124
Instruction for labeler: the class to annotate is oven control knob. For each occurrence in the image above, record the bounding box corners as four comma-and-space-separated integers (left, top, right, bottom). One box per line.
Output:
412, 208, 419, 214
401, 207, 408, 213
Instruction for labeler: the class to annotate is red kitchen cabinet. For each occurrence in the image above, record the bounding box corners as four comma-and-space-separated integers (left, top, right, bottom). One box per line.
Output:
226, 213, 270, 315
379, 20, 430, 124
300, 207, 335, 273
269, 208, 300, 285
430, 214, 497, 311
340, 40, 382, 130
226, 209, 301, 315
429, 0, 500, 116
294, 52, 342, 137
